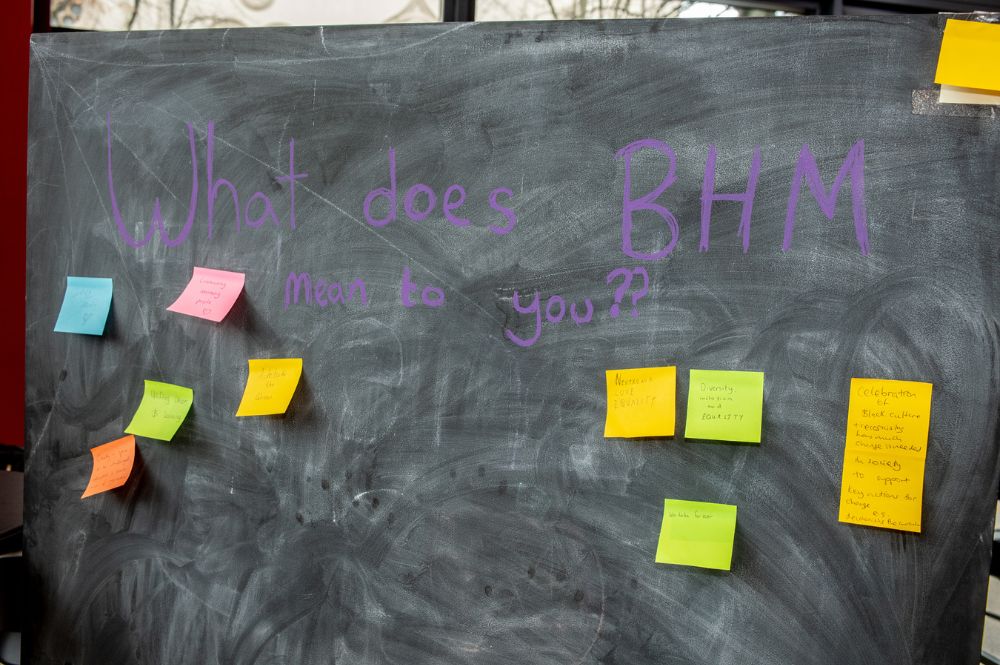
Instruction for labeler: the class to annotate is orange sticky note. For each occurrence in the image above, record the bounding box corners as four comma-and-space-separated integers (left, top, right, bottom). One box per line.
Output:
838, 378, 933, 533
604, 366, 676, 438
167, 266, 245, 322
81, 435, 136, 498
935, 19, 1000, 93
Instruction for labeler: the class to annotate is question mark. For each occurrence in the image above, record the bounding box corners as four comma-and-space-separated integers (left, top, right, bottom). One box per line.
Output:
628, 267, 649, 317
606, 267, 650, 318
606, 268, 632, 318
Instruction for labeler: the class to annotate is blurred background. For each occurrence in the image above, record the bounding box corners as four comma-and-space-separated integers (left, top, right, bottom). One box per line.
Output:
41, 0, 1000, 29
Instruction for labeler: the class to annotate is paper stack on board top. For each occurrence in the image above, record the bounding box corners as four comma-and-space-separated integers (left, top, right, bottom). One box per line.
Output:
838, 378, 932, 532
685, 369, 764, 443
236, 358, 303, 416
54, 276, 113, 336
125, 380, 194, 441
167, 266, 245, 322
935, 19, 1000, 105
604, 366, 676, 438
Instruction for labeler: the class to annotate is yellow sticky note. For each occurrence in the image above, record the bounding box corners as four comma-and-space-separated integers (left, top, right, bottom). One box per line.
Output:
236, 358, 303, 416
838, 378, 933, 533
604, 366, 676, 438
935, 19, 1000, 93
684, 370, 764, 443
655, 499, 737, 571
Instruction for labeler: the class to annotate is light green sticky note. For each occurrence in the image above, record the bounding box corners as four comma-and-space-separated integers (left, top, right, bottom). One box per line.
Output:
685, 369, 764, 443
655, 499, 737, 570
124, 380, 193, 441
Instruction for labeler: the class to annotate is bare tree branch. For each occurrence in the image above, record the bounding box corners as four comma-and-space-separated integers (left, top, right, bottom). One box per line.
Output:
656, 0, 677, 14
178, 0, 191, 27
127, 0, 141, 30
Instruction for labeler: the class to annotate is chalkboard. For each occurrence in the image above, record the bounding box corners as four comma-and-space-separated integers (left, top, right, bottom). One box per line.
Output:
24, 15, 1000, 665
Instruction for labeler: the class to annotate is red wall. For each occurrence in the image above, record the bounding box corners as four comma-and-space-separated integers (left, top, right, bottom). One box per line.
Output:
0, 1, 31, 447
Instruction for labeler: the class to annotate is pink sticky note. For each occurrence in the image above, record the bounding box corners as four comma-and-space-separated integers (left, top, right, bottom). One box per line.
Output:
167, 267, 245, 322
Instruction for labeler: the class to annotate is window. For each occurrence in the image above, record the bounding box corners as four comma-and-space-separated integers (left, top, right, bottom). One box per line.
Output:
51, 0, 442, 30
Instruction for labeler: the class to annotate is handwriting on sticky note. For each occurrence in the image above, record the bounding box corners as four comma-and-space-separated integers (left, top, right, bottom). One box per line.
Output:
236, 358, 303, 416
124, 380, 193, 441
167, 266, 245, 322
604, 366, 676, 438
935, 19, 1000, 93
838, 378, 932, 532
684, 370, 764, 443
82, 435, 135, 498
655, 498, 737, 571
54, 276, 113, 336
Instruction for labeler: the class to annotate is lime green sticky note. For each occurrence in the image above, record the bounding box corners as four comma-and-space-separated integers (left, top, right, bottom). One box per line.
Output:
124, 380, 193, 441
684, 369, 764, 443
655, 499, 737, 571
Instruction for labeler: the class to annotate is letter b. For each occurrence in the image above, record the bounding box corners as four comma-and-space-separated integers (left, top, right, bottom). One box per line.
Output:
614, 139, 680, 261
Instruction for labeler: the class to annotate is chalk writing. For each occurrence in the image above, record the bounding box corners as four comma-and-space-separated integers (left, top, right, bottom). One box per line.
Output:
606, 267, 650, 318
106, 114, 307, 248
615, 139, 870, 259
363, 148, 518, 235
401, 267, 445, 308
284, 272, 369, 310
503, 289, 594, 348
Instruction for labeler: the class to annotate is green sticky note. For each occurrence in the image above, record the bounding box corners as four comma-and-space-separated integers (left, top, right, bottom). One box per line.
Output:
685, 369, 764, 443
655, 499, 737, 570
124, 380, 193, 441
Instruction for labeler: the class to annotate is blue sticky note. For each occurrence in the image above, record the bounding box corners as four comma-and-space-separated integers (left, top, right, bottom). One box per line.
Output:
54, 277, 113, 335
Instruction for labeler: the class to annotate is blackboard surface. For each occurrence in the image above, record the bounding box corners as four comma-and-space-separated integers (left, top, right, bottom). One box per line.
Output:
24, 15, 1000, 665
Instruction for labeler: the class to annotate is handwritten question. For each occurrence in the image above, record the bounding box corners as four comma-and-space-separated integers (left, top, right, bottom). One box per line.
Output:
104, 114, 871, 260
103, 115, 872, 347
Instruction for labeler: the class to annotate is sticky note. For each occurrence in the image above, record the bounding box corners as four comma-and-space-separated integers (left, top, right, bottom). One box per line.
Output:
236, 358, 303, 416
655, 499, 737, 571
684, 369, 764, 443
838, 378, 932, 533
81, 435, 135, 498
125, 380, 193, 441
604, 366, 676, 438
54, 276, 113, 335
167, 266, 245, 322
938, 84, 1000, 106
935, 19, 1000, 93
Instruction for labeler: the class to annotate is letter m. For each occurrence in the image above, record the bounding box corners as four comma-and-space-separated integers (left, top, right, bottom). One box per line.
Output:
284, 272, 312, 309
783, 141, 870, 256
